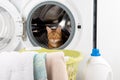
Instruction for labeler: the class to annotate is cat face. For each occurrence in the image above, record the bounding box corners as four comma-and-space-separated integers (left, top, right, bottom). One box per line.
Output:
46, 26, 62, 48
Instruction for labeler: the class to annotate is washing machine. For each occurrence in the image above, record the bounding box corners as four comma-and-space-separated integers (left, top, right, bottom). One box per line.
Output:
0, 0, 92, 80
0, 0, 82, 52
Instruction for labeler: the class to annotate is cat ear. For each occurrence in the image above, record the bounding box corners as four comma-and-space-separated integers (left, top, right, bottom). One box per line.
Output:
56, 26, 61, 33
46, 26, 52, 33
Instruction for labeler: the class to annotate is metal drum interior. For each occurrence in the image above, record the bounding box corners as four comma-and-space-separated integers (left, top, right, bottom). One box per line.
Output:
26, 1, 75, 49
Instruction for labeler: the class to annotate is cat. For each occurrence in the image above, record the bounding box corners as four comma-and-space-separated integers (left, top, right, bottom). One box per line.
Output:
46, 26, 63, 48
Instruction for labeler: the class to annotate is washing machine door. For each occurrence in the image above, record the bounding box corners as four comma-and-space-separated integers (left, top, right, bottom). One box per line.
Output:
22, 0, 82, 49
0, 0, 23, 52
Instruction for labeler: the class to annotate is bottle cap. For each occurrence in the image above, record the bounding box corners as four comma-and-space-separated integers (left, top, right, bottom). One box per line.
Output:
91, 48, 101, 56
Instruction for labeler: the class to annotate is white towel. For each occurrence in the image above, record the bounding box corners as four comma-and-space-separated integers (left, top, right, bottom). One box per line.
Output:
0, 51, 37, 80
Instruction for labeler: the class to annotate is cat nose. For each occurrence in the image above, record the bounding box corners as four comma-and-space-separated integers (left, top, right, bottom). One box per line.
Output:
53, 37, 56, 39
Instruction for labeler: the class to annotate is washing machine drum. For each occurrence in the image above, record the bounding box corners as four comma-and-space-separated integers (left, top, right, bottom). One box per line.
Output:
39, 5, 64, 22
0, 0, 23, 52
25, 2, 80, 49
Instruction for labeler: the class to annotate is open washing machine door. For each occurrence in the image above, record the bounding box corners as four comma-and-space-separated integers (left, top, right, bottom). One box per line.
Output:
22, 0, 82, 49
0, 0, 23, 52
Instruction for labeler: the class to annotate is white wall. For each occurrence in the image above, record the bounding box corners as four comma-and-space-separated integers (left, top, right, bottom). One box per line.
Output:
98, 0, 120, 80
73, 0, 120, 80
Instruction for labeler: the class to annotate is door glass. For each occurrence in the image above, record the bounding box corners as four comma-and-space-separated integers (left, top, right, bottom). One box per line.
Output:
27, 2, 75, 49
0, 7, 15, 50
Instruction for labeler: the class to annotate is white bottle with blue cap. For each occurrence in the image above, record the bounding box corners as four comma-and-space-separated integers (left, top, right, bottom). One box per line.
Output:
85, 48, 113, 80
84, 0, 113, 79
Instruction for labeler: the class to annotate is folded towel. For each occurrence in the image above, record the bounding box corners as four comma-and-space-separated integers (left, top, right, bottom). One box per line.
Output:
0, 51, 36, 80
46, 52, 68, 80
34, 53, 47, 80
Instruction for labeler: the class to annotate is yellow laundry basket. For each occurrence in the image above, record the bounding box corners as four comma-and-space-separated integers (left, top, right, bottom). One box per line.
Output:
20, 48, 83, 80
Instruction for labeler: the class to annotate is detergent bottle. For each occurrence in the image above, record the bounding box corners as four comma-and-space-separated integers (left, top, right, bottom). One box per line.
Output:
85, 48, 113, 80
84, 0, 113, 79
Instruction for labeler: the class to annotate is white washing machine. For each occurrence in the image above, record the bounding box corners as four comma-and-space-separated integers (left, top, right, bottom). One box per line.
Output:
0, 0, 93, 80
0, 0, 82, 52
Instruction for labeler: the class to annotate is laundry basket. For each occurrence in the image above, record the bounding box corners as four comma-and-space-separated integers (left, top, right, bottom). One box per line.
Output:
20, 48, 83, 80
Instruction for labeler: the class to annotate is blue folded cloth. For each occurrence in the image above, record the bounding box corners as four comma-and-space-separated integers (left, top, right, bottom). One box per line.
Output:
34, 53, 47, 80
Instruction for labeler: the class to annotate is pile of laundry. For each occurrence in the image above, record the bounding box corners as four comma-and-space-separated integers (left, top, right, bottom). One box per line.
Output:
0, 51, 68, 80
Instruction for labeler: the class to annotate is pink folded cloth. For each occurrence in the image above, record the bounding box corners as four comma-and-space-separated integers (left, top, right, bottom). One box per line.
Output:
46, 52, 68, 80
